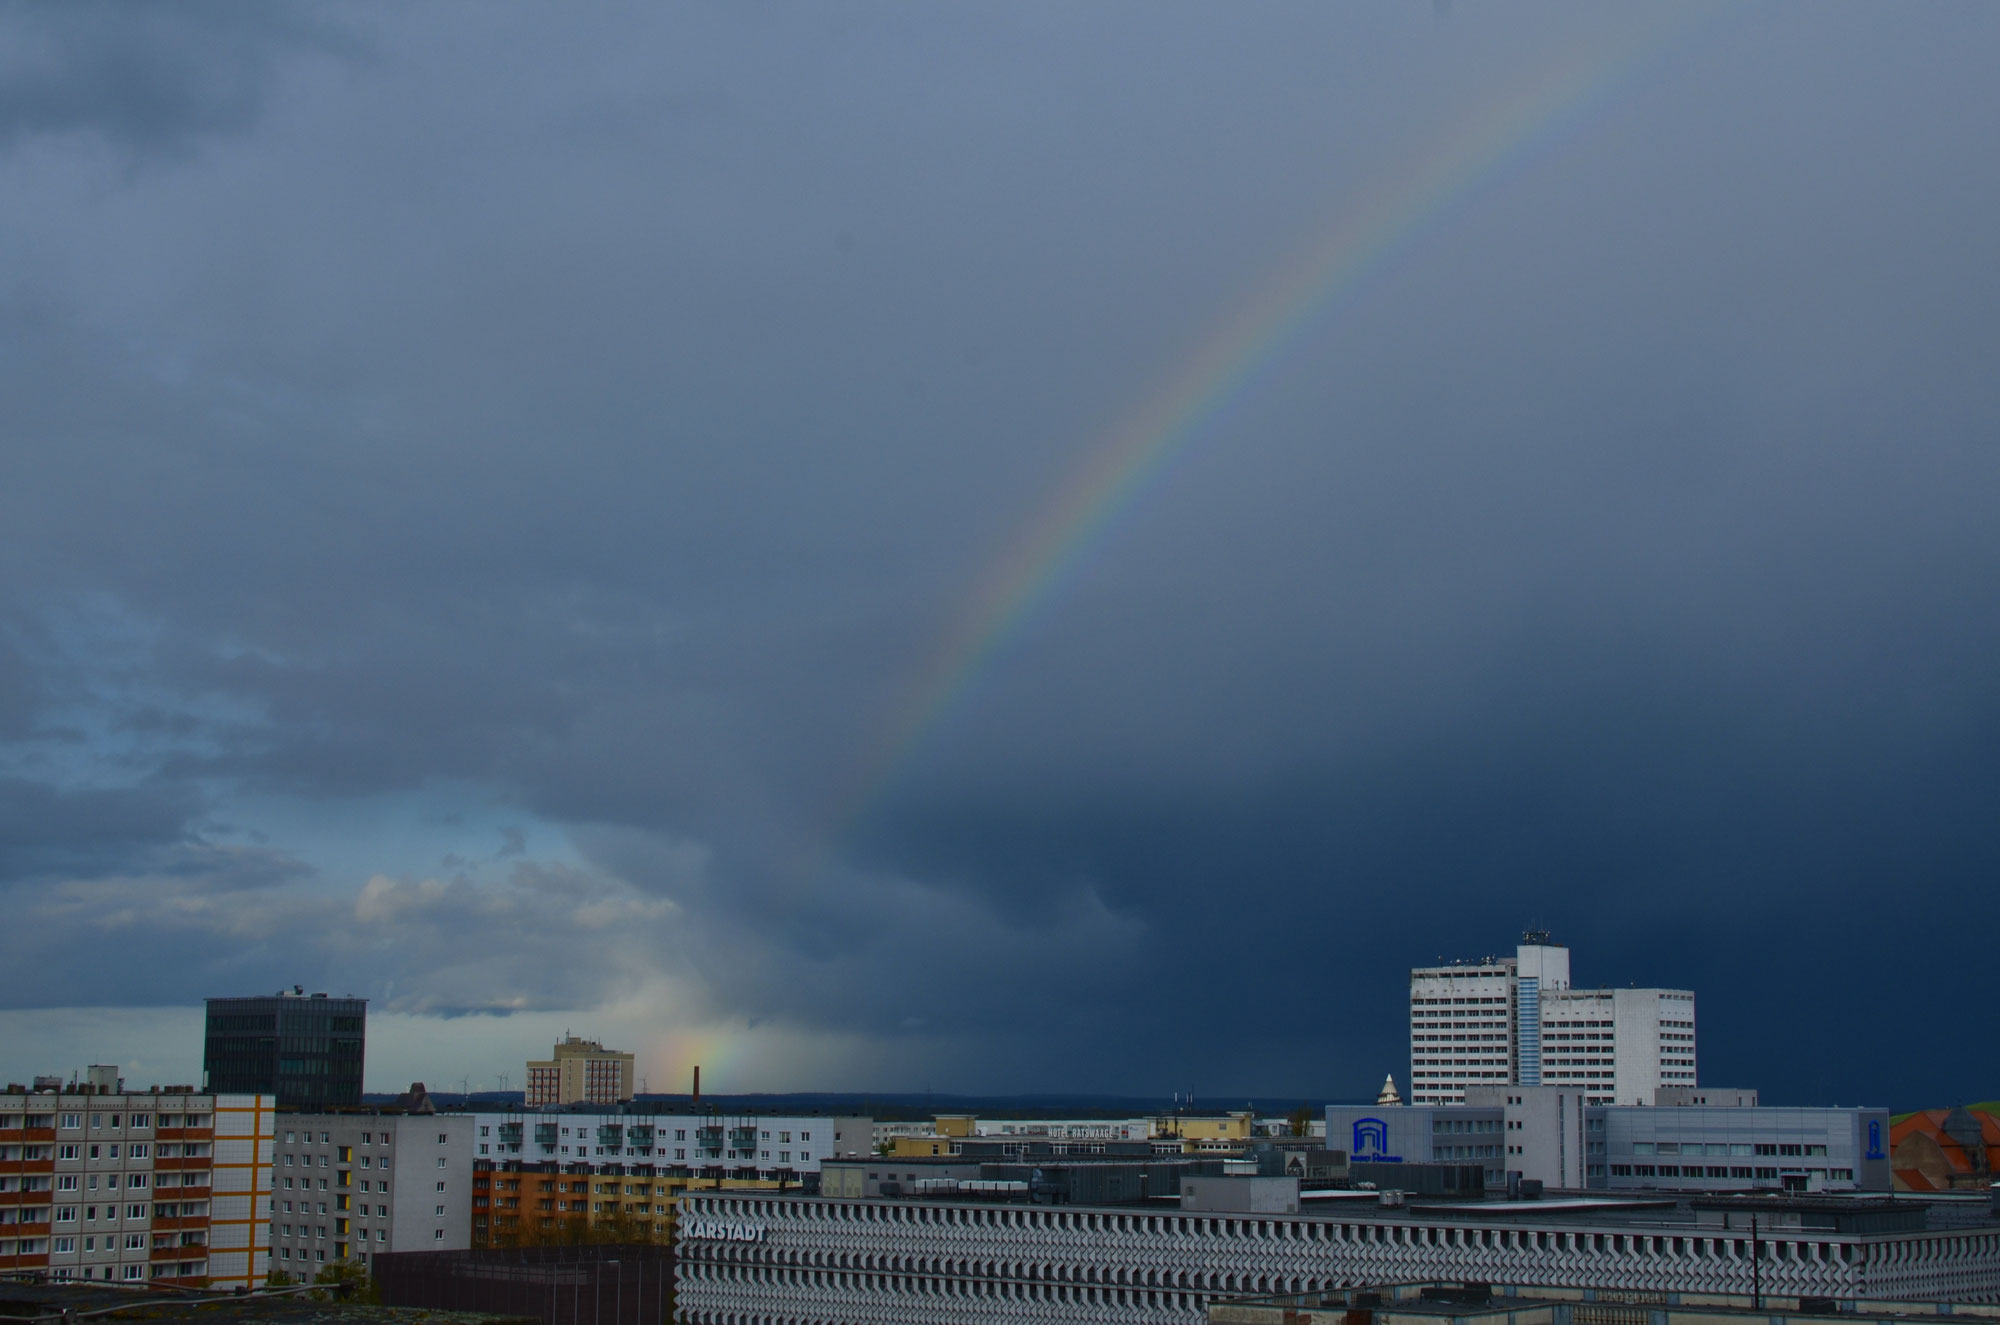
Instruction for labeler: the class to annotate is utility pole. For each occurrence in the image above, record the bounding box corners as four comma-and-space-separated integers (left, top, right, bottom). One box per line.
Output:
1751, 1213, 1762, 1311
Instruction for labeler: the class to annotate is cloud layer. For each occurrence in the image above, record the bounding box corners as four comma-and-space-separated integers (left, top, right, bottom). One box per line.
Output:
3, 1, 1998, 1106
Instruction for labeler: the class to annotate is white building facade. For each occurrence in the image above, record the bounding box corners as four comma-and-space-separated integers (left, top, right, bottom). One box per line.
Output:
1410, 934, 1695, 1106
470, 1108, 873, 1183
268, 1112, 474, 1276
1326, 1096, 1888, 1195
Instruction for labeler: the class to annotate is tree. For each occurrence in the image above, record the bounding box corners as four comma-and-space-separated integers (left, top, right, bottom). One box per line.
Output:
311, 1259, 380, 1304
1287, 1106, 1312, 1138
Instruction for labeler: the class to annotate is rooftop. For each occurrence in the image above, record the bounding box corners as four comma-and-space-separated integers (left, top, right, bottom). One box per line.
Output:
0, 1281, 528, 1325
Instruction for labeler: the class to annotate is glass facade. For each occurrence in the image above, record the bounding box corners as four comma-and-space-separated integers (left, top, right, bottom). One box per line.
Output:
203, 994, 367, 1109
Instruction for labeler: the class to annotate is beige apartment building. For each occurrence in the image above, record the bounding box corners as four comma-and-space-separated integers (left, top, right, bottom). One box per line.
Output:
525, 1036, 635, 1108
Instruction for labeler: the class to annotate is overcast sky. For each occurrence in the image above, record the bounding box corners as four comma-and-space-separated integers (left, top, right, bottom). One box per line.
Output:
3, 1, 1996, 1109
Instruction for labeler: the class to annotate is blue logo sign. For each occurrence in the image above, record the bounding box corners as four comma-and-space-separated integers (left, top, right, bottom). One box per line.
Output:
1352, 1117, 1402, 1163
1866, 1119, 1885, 1161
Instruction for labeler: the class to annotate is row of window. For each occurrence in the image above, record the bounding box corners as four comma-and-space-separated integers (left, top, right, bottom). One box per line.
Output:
1631, 1141, 1827, 1157
50, 1205, 154, 1223
495, 1124, 814, 1143
51, 1234, 201, 1256
49, 1172, 153, 1191
3, 1112, 207, 1132
54, 1141, 204, 1161
1610, 1164, 1855, 1181
281, 1129, 404, 1145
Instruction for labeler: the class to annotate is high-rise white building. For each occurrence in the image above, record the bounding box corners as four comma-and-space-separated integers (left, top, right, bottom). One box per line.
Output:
1409, 934, 1695, 1106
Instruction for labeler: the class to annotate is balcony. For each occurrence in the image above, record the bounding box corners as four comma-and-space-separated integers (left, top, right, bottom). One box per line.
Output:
148, 1216, 206, 1232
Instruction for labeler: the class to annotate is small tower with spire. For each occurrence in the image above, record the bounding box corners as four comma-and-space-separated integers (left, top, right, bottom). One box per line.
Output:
1377, 1073, 1403, 1106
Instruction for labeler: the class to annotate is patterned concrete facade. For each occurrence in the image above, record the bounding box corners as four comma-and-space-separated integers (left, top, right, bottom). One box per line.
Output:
673, 1192, 2000, 1325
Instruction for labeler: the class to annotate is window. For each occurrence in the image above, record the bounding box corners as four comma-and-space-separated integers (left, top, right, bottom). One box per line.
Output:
435, 1204, 446, 1216
56, 1207, 76, 1222
437, 1158, 447, 1169
434, 1229, 445, 1241
60, 1115, 80, 1131
54, 1237, 75, 1253
438, 1133, 448, 1145
57, 1175, 78, 1191
436, 1181, 445, 1192
321, 1132, 331, 1143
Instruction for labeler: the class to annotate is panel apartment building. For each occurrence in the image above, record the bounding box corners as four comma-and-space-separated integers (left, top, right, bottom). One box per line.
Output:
0, 1081, 272, 1289
1410, 933, 1696, 1106
467, 1106, 873, 1247
267, 1111, 474, 1278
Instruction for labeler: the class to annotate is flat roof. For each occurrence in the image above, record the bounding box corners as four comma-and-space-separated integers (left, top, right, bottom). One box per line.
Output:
691, 1190, 1992, 1239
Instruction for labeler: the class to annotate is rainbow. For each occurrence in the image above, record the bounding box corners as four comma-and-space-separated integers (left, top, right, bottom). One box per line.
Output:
804, 11, 1704, 882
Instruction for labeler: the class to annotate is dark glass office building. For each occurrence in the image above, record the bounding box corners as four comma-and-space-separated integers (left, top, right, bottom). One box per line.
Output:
203, 989, 367, 1109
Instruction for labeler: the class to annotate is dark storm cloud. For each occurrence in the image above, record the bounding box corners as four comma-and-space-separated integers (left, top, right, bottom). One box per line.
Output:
0, 1, 358, 155
0, 776, 196, 883
2, 1, 1998, 1102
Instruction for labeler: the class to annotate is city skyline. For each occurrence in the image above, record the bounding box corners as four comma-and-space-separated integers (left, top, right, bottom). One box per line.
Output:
4, 2, 1999, 1110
